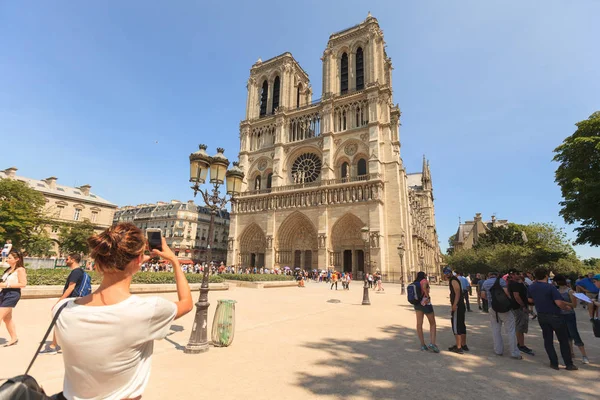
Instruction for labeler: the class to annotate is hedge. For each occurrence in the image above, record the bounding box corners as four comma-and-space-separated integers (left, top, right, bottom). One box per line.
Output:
219, 273, 294, 282
24, 269, 223, 286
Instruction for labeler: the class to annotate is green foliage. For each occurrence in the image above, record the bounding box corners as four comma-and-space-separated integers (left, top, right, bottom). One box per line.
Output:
583, 258, 600, 268
446, 222, 584, 275
24, 232, 56, 257
553, 111, 600, 246
219, 273, 294, 282
58, 220, 96, 255
0, 179, 46, 249
25, 269, 224, 285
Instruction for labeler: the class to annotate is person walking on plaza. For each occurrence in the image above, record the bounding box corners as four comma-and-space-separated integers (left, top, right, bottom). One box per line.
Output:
412, 271, 439, 353
528, 267, 577, 371
443, 267, 467, 354
1, 240, 12, 262
41, 253, 91, 355
472, 273, 482, 310
481, 272, 522, 359
368, 273, 373, 289
508, 271, 534, 356
555, 274, 589, 364
376, 272, 385, 292
0, 251, 27, 347
51, 223, 193, 399
458, 272, 471, 312
330, 271, 338, 290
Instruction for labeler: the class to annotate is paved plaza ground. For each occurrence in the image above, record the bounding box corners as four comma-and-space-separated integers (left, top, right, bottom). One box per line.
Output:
1, 283, 599, 399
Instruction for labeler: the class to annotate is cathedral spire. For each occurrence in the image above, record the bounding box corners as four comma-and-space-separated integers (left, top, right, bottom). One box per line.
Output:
422, 155, 432, 190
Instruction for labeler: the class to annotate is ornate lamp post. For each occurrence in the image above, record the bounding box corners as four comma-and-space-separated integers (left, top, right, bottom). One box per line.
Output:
397, 241, 405, 295
185, 144, 244, 354
361, 227, 371, 306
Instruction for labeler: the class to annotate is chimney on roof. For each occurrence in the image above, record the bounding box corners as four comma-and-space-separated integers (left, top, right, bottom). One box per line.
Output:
44, 176, 57, 190
187, 200, 195, 208
3, 167, 18, 179
79, 184, 91, 196
171, 200, 180, 204
474, 213, 482, 222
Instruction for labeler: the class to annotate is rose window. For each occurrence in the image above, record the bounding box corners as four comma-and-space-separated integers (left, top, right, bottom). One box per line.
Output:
291, 153, 322, 183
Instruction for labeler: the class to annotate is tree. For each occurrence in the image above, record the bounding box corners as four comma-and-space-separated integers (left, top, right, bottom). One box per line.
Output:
446, 234, 456, 255
553, 111, 600, 246
58, 220, 95, 255
474, 223, 526, 249
0, 179, 46, 249
24, 231, 56, 257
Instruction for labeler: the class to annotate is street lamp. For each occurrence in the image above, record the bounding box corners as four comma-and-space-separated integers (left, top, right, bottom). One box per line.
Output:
361, 227, 370, 305
185, 144, 244, 354
397, 242, 405, 295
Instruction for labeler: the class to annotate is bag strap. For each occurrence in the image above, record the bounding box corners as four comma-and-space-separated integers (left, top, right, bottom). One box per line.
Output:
25, 301, 70, 376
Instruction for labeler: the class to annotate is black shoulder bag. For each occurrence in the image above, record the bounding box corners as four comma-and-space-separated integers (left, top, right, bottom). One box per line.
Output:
0, 302, 69, 400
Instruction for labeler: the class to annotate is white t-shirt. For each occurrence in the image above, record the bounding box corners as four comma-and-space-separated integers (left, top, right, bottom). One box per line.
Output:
53, 295, 177, 400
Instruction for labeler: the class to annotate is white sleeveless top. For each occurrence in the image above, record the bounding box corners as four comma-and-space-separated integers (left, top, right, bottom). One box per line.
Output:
1, 269, 20, 289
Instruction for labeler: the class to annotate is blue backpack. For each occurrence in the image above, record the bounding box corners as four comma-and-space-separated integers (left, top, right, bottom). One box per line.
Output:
74, 271, 92, 297
407, 281, 422, 305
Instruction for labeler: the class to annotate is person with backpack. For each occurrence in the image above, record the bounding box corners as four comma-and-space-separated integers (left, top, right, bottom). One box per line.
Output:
408, 271, 439, 353
40, 253, 92, 355
481, 272, 522, 359
508, 271, 535, 356
443, 267, 468, 354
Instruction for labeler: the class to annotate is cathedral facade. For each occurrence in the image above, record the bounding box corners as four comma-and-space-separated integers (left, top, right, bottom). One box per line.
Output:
226, 14, 442, 281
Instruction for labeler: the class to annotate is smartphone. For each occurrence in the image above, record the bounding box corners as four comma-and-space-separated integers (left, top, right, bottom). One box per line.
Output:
147, 229, 163, 252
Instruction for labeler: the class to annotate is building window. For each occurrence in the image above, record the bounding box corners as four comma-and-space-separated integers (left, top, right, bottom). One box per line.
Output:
73, 209, 81, 221
266, 173, 273, 189
357, 158, 368, 176
340, 53, 349, 94
259, 80, 268, 116
51, 226, 59, 233
272, 76, 280, 113
55, 205, 65, 218
296, 84, 302, 108
341, 162, 349, 179
356, 47, 364, 90
254, 175, 261, 191
91, 211, 98, 223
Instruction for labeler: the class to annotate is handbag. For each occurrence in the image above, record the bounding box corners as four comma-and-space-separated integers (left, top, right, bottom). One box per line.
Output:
593, 318, 600, 338
0, 302, 69, 399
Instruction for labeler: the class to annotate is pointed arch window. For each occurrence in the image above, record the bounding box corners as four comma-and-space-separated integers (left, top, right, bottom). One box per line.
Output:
266, 173, 273, 190
340, 53, 348, 94
259, 80, 268, 117
272, 76, 280, 113
296, 84, 302, 108
356, 47, 364, 90
357, 158, 368, 176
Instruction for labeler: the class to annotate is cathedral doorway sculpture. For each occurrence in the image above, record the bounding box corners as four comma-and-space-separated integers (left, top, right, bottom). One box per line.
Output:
239, 223, 267, 268
276, 212, 318, 270
330, 213, 365, 275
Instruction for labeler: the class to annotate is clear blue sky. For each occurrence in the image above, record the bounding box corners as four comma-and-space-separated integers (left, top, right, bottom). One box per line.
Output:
1, 1, 599, 259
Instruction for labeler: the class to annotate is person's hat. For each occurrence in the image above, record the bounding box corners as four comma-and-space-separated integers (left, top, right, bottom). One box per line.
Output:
442, 267, 452, 275
592, 274, 600, 281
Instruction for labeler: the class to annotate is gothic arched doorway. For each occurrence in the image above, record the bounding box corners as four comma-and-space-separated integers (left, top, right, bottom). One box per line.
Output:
239, 223, 267, 268
276, 212, 318, 270
330, 213, 366, 277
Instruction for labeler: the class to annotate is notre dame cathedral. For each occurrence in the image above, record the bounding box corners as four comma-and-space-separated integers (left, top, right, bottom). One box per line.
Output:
226, 14, 442, 281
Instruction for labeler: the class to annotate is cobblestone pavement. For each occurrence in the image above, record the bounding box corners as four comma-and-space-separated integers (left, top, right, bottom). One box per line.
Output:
1, 283, 598, 399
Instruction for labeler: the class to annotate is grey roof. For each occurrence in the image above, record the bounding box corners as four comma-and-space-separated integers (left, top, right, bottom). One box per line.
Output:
0, 170, 116, 207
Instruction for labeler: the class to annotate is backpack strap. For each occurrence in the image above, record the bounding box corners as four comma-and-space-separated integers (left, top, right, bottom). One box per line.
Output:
24, 301, 70, 376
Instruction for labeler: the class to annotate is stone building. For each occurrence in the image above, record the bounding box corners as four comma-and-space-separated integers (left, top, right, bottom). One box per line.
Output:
0, 167, 117, 255
452, 213, 509, 251
113, 201, 230, 263
226, 14, 442, 281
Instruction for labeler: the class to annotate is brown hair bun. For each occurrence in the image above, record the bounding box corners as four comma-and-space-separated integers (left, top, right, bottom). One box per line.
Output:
88, 223, 145, 272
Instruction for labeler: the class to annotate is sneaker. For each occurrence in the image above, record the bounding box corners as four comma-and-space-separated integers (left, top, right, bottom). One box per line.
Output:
462, 345, 470, 352
550, 364, 559, 370
420, 345, 429, 351
583, 356, 590, 364
511, 355, 523, 360
39, 345, 59, 355
428, 344, 440, 353
566, 364, 579, 371
448, 345, 458, 351
478, 306, 482, 310
449, 346, 464, 355
519, 346, 535, 356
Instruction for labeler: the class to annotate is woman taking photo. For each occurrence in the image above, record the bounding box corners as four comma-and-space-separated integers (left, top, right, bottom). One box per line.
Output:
0, 250, 27, 347
53, 222, 193, 399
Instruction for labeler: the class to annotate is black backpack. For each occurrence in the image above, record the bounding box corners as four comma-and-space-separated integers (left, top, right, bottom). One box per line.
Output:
490, 276, 512, 314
